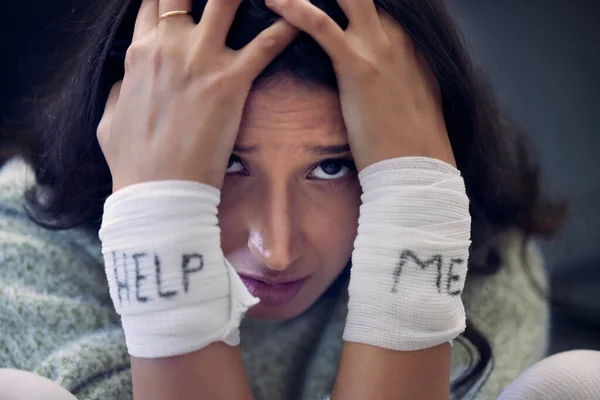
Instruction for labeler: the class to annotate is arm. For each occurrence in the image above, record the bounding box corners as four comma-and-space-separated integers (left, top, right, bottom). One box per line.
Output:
263, 2, 464, 398
326, 158, 464, 400
329, 157, 463, 400
332, 343, 451, 400
0, 160, 254, 399
96, 0, 299, 398
99, 179, 260, 400
132, 343, 253, 400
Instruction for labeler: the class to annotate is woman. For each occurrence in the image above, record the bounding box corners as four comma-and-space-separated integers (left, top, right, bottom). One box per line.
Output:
1, 0, 598, 398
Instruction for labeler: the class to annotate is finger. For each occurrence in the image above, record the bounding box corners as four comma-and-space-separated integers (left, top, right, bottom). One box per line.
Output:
132, 0, 159, 42
265, 0, 350, 65
196, 0, 244, 47
158, 0, 194, 28
336, 0, 381, 35
234, 19, 299, 79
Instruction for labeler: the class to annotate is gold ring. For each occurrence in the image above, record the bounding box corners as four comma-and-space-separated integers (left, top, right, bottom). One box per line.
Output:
159, 10, 190, 21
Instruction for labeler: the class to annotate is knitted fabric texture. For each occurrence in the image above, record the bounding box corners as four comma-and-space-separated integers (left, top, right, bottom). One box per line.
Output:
0, 157, 549, 400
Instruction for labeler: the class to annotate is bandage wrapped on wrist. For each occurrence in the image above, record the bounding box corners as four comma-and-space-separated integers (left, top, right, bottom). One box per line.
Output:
343, 157, 471, 351
98, 181, 259, 359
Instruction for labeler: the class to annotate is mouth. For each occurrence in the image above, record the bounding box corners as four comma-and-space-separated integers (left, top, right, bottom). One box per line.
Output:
238, 274, 310, 306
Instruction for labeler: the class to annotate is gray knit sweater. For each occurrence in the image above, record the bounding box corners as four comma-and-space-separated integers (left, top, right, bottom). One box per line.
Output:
0, 156, 549, 399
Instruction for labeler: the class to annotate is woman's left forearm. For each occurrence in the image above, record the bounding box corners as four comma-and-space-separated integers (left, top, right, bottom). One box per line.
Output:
332, 342, 452, 400
131, 343, 254, 400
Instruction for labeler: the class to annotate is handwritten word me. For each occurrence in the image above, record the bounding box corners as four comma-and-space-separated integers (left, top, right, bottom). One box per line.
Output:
391, 250, 465, 296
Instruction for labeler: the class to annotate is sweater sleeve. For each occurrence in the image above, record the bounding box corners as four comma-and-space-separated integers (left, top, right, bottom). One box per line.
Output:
0, 157, 133, 399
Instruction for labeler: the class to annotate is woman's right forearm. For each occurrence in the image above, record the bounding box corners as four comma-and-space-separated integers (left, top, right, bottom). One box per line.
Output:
131, 342, 254, 400
99, 0, 300, 397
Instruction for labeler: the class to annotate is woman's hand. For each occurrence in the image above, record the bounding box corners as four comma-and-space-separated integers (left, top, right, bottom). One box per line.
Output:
265, 0, 456, 171
98, 0, 299, 192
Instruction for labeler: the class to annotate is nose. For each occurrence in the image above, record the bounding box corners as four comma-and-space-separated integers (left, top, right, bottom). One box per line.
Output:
247, 186, 304, 272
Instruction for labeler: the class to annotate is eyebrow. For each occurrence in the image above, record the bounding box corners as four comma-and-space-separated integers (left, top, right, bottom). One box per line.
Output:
232, 144, 259, 153
232, 143, 351, 156
307, 144, 351, 156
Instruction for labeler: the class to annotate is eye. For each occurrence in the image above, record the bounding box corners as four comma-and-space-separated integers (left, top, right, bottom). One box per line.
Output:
310, 158, 355, 180
226, 155, 246, 174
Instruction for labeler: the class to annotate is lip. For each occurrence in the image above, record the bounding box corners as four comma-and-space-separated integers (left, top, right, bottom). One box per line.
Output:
239, 274, 308, 285
239, 275, 310, 306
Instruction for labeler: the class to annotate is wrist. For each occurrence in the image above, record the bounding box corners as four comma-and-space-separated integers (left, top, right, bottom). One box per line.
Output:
352, 129, 456, 172
344, 156, 470, 351
99, 180, 258, 358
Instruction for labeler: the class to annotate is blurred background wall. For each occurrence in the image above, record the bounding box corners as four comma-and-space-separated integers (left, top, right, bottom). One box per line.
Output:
446, 0, 600, 354
2, 0, 599, 353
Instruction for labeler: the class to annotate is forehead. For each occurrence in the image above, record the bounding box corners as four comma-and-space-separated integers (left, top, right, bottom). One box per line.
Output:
238, 75, 347, 145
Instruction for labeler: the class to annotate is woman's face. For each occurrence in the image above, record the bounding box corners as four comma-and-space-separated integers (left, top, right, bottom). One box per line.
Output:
219, 75, 361, 320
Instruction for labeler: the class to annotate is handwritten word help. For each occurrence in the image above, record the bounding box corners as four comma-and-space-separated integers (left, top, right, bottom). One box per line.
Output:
110, 251, 204, 307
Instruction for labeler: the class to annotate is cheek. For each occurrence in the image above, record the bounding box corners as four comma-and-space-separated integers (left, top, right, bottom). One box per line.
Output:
217, 191, 248, 255
305, 184, 361, 267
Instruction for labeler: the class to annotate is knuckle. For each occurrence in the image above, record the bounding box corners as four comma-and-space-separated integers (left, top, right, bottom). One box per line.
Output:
151, 44, 174, 66
96, 117, 110, 144
124, 43, 144, 72
125, 37, 182, 76
154, 39, 194, 80
257, 34, 280, 55
310, 12, 330, 35
146, 45, 175, 79
276, 0, 293, 11
378, 40, 395, 64
124, 41, 158, 73
205, 71, 237, 98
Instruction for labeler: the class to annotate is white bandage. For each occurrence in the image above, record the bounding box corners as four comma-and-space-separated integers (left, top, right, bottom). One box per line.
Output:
98, 181, 259, 359
343, 157, 471, 351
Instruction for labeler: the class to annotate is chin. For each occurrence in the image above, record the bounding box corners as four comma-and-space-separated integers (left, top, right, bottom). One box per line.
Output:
245, 297, 314, 321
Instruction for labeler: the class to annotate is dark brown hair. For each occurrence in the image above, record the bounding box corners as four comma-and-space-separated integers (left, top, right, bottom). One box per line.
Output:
2, 0, 567, 396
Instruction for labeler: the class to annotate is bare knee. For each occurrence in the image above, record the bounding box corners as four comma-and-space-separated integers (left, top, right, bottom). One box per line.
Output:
498, 350, 600, 399
0, 368, 77, 400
